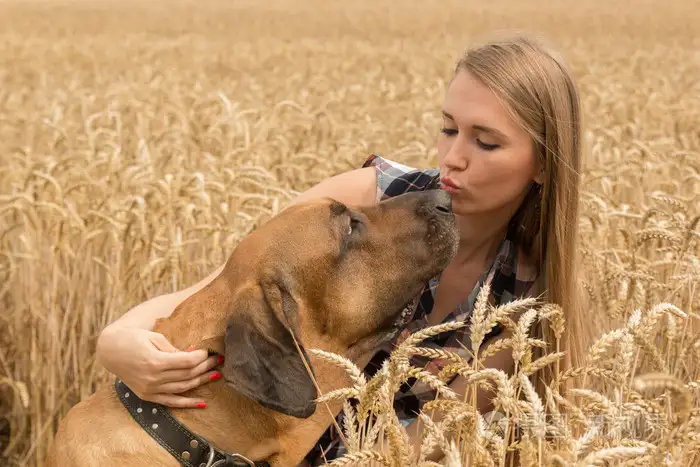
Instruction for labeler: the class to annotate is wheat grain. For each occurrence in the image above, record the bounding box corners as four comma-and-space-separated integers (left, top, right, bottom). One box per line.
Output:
307, 348, 367, 390
2, 1, 700, 466
327, 449, 390, 466
632, 373, 693, 424
579, 446, 650, 465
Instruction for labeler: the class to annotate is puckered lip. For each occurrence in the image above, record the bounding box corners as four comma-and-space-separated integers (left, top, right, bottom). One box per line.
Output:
440, 176, 460, 190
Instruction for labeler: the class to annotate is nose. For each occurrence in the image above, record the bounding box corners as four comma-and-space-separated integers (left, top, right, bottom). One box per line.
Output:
378, 189, 453, 219
442, 147, 468, 171
423, 189, 452, 216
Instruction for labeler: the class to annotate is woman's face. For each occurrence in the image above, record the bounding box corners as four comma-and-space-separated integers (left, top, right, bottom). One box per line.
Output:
437, 69, 542, 218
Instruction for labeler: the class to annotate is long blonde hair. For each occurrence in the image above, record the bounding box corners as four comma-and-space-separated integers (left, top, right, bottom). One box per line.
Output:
456, 33, 591, 392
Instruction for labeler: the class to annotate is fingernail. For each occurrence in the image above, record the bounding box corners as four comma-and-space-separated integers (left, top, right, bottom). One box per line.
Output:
187, 346, 197, 352
217, 355, 225, 365
196, 402, 207, 409
210, 372, 222, 382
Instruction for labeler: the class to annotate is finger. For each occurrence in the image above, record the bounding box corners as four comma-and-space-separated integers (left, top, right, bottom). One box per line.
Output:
157, 369, 222, 395
156, 355, 221, 384
157, 348, 211, 370
148, 332, 180, 353
147, 393, 208, 409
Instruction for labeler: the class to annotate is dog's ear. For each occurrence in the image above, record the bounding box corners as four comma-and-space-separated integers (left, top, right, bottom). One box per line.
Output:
221, 279, 317, 419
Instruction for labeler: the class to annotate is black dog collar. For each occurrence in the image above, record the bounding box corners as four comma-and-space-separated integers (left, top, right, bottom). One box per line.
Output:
114, 378, 271, 467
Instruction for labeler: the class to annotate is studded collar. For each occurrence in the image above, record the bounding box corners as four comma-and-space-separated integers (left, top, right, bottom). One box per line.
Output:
114, 378, 271, 467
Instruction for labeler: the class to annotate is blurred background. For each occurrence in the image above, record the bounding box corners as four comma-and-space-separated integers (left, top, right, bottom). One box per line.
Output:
0, 0, 698, 465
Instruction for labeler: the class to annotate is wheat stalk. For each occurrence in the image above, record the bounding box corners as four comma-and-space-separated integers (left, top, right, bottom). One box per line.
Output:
2, 3, 700, 467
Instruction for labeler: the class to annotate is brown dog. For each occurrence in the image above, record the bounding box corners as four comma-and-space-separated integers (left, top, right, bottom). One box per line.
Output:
46, 189, 458, 467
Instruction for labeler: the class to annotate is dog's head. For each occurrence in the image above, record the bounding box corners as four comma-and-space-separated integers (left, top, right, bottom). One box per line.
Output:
161, 189, 458, 419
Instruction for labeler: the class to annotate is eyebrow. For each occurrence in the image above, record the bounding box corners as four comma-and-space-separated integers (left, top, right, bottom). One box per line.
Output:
329, 200, 347, 217
442, 110, 509, 141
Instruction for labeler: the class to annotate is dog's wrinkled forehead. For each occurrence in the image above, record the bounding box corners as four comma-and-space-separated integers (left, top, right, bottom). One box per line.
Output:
229, 199, 349, 278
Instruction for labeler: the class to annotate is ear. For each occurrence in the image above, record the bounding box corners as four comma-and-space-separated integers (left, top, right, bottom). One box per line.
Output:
221, 280, 318, 419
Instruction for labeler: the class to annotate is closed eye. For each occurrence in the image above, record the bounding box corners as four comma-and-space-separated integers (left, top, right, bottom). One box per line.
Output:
477, 138, 500, 151
339, 213, 366, 257
347, 217, 362, 236
346, 215, 365, 240
441, 128, 500, 151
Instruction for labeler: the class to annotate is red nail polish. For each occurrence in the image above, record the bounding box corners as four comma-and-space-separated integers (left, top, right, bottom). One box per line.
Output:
196, 402, 207, 408
210, 372, 222, 382
217, 355, 225, 365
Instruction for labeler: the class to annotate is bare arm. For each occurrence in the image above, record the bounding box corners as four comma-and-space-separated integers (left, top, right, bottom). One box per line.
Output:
95, 166, 378, 406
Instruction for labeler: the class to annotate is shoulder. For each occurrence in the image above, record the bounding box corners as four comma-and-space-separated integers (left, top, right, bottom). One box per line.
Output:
362, 154, 440, 202
286, 154, 439, 210
287, 163, 377, 208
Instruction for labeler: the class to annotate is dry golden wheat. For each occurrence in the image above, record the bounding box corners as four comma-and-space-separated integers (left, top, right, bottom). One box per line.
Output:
1, 0, 699, 466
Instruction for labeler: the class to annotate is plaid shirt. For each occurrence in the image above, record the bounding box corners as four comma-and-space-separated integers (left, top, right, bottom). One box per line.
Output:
303, 154, 539, 465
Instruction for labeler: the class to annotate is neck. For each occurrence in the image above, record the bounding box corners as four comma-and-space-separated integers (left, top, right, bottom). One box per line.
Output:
152, 340, 352, 467
152, 279, 353, 466
170, 384, 281, 462
165, 353, 350, 466
452, 210, 510, 268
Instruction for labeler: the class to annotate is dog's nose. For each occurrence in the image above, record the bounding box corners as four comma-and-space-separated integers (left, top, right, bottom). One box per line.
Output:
425, 189, 453, 216
378, 188, 453, 218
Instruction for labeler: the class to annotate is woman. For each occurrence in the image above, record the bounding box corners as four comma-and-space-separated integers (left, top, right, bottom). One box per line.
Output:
96, 32, 590, 462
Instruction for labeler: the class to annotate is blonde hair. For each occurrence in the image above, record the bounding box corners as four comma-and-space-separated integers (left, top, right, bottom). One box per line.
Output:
456, 33, 592, 393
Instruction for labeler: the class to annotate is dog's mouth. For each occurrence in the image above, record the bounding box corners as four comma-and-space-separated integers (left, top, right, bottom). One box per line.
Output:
373, 293, 422, 345
345, 293, 422, 360
389, 294, 421, 333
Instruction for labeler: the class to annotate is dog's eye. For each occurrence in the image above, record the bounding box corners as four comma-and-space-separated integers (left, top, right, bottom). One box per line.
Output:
347, 218, 360, 235
339, 215, 364, 255
346, 217, 363, 238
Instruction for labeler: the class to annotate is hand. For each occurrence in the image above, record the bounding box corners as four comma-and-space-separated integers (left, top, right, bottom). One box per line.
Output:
97, 326, 222, 408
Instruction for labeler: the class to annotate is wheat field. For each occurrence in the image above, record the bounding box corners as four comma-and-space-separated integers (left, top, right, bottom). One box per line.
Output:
0, 0, 699, 465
